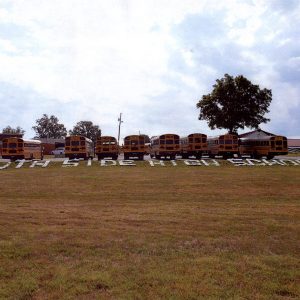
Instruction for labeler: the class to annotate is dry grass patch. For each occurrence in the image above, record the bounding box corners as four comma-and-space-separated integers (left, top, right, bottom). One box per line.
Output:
0, 163, 300, 299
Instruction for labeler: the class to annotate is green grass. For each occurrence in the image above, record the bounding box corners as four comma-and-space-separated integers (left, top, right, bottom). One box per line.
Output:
0, 162, 299, 299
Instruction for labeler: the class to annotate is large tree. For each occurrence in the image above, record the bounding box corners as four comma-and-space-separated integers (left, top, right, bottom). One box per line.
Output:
196, 74, 272, 134
32, 114, 67, 138
69, 121, 101, 142
2, 126, 25, 135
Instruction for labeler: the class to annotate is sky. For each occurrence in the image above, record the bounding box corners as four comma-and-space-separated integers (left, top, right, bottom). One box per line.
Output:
0, 0, 299, 139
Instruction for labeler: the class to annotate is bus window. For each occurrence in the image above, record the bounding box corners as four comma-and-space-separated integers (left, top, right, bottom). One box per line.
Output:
225, 140, 232, 144
9, 143, 17, 148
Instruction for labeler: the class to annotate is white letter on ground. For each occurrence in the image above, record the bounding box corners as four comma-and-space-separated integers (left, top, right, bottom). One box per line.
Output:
15, 159, 27, 169
148, 160, 165, 167
30, 160, 50, 168
262, 159, 286, 166
118, 160, 136, 166
0, 162, 11, 170
100, 160, 117, 167
62, 159, 79, 167
227, 159, 249, 166
184, 160, 201, 166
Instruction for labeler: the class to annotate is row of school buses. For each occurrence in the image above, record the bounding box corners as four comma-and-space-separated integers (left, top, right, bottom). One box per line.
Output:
1, 133, 288, 160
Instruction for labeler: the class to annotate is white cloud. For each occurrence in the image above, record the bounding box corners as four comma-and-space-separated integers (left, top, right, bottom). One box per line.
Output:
0, 0, 300, 138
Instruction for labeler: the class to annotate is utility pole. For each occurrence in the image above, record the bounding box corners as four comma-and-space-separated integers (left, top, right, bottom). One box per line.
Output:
117, 113, 123, 146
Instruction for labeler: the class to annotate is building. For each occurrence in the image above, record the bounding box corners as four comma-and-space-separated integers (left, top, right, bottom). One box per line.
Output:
39, 138, 65, 155
287, 139, 300, 153
239, 129, 300, 153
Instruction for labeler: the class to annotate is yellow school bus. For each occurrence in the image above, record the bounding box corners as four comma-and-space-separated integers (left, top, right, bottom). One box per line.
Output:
123, 135, 146, 160
95, 136, 119, 160
2, 137, 42, 160
207, 134, 239, 159
150, 134, 180, 160
239, 135, 288, 159
65, 135, 94, 159
180, 133, 207, 159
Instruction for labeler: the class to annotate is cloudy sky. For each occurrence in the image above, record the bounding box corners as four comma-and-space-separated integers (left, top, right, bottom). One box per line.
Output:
0, 0, 299, 139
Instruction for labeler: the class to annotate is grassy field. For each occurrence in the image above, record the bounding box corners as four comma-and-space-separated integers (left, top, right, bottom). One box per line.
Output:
0, 162, 300, 299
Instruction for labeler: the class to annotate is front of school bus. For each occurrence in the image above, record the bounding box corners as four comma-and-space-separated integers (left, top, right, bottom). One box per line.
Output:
96, 136, 119, 160
268, 136, 288, 158
186, 133, 208, 158
1, 137, 24, 160
65, 135, 91, 159
123, 135, 145, 160
157, 134, 180, 159
218, 134, 239, 158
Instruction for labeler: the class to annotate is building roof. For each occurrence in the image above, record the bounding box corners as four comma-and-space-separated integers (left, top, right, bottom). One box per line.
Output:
288, 139, 300, 147
39, 138, 65, 144
238, 129, 275, 139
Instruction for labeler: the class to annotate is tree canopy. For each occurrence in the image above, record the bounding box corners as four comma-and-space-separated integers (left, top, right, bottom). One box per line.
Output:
2, 126, 25, 135
196, 74, 272, 134
69, 121, 101, 142
32, 114, 67, 138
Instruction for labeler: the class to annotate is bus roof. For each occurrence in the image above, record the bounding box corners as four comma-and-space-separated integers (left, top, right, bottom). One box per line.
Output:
66, 135, 93, 143
154, 134, 180, 139
99, 136, 117, 141
124, 135, 145, 140
24, 139, 42, 144
4, 137, 42, 144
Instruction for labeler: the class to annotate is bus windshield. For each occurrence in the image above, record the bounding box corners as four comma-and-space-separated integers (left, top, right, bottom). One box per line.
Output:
9, 143, 17, 148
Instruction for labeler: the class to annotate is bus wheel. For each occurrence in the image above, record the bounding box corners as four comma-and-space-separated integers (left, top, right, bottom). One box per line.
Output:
196, 154, 202, 159
139, 155, 144, 160
124, 154, 129, 160
155, 155, 161, 160
113, 154, 118, 160
267, 155, 274, 160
